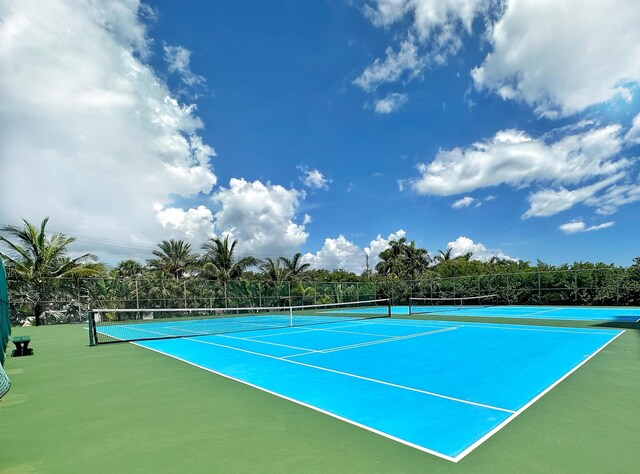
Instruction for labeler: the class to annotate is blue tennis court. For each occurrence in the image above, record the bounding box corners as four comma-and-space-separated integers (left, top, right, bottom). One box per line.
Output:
392, 305, 640, 322
131, 316, 623, 462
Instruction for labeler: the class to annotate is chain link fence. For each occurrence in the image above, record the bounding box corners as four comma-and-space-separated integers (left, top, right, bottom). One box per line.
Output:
7, 267, 640, 325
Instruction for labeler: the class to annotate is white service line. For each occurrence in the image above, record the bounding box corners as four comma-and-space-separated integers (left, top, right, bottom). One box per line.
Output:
522, 308, 564, 317
282, 326, 461, 358
133, 341, 459, 463
373, 317, 620, 336
249, 324, 395, 340
185, 336, 515, 414
216, 333, 319, 353
451, 329, 625, 462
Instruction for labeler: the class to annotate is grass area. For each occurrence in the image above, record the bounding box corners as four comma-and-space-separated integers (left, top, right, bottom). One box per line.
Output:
1, 318, 639, 473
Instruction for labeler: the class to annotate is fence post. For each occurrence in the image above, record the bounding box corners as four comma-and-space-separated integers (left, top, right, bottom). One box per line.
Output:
506, 274, 510, 305
76, 278, 81, 312
537, 272, 541, 301
574, 271, 578, 304
135, 279, 140, 310
183, 281, 188, 308
616, 269, 620, 306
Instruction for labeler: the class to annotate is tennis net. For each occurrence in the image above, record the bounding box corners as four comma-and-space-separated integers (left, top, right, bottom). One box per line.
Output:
88, 298, 391, 345
408, 294, 497, 315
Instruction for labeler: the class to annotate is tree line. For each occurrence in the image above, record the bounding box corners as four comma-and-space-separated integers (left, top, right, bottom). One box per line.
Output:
1, 218, 639, 325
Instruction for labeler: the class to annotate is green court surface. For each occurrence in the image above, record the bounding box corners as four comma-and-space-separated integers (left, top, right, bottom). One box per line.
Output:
1, 319, 639, 473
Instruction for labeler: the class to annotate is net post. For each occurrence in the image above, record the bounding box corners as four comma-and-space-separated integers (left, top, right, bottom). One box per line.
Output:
387, 298, 392, 318
408, 297, 412, 316
87, 309, 96, 346
289, 306, 293, 327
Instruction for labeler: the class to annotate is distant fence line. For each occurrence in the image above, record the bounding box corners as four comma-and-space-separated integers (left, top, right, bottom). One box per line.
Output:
7, 266, 640, 325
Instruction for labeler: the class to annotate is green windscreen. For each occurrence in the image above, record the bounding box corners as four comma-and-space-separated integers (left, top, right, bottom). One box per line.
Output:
0, 258, 11, 397
0, 258, 10, 364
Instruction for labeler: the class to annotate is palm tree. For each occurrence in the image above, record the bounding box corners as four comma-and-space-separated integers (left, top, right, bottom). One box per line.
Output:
455, 252, 473, 261
200, 235, 257, 306
0, 217, 104, 325
403, 242, 431, 279
434, 248, 453, 264
259, 257, 291, 282
376, 237, 407, 277
146, 240, 197, 280
375, 237, 430, 279
114, 259, 144, 278
281, 252, 310, 280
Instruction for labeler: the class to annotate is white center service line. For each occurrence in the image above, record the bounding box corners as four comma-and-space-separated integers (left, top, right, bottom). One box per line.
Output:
523, 308, 564, 317
282, 326, 461, 358
186, 336, 516, 414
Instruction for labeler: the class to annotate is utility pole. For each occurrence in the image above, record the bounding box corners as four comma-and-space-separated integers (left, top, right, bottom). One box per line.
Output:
365, 253, 370, 277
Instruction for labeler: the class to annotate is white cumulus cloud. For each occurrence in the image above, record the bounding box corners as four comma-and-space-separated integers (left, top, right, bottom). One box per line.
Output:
472, 0, 640, 118
298, 166, 331, 190
410, 123, 640, 217
559, 220, 615, 234
355, 0, 492, 96
523, 173, 625, 218
447, 236, 515, 261
155, 205, 214, 243
411, 125, 628, 196
303, 230, 406, 272
0, 0, 216, 261
626, 113, 640, 143
451, 196, 476, 209
584, 178, 640, 215
354, 36, 423, 92
364, 230, 407, 270
302, 235, 364, 272
374, 92, 408, 113
163, 43, 206, 88
211, 179, 308, 257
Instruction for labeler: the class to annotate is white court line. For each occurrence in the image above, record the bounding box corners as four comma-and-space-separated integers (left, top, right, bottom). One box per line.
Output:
452, 329, 625, 462
241, 319, 457, 345
249, 325, 397, 340
372, 318, 620, 336
216, 333, 319, 353
522, 308, 565, 317
131, 322, 625, 463
282, 326, 461, 358
182, 336, 515, 414
133, 341, 459, 463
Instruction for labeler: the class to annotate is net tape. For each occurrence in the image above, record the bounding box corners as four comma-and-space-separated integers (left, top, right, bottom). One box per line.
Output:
409, 294, 497, 315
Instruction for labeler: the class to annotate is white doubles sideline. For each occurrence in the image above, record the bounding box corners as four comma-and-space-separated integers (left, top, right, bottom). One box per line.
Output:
131, 316, 624, 462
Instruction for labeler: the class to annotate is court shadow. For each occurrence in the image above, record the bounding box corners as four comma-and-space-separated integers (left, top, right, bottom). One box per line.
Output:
591, 320, 640, 331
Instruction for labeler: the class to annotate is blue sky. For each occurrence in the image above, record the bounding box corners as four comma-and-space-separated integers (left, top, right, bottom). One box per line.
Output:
0, 0, 639, 269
